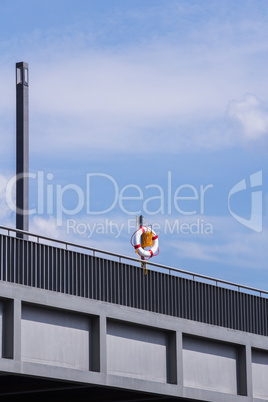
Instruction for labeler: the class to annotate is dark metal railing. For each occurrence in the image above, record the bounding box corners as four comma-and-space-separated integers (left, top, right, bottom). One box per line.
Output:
0, 224, 266, 297
0, 225, 268, 336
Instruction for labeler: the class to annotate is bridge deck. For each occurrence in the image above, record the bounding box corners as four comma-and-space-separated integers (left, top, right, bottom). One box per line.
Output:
0, 227, 267, 401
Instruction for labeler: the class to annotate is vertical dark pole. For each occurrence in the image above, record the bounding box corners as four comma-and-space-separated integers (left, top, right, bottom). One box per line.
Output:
138, 215, 144, 227
138, 215, 145, 267
16, 62, 29, 237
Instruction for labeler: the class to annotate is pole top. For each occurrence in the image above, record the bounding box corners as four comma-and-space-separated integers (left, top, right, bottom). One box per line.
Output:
16, 62, 29, 86
16, 61, 28, 68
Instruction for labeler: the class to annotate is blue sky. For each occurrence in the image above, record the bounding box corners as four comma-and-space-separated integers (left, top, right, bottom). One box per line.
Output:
0, 0, 268, 289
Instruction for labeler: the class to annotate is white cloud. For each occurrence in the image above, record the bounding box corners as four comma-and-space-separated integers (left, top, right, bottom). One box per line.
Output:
228, 94, 268, 140
1, 2, 268, 163
28, 214, 135, 262
1, 30, 268, 158
25, 47, 266, 156
31, 216, 61, 239
170, 218, 268, 270
0, 173, 14, 221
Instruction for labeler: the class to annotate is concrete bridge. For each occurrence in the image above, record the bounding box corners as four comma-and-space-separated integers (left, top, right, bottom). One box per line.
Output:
0, 226, 268, 401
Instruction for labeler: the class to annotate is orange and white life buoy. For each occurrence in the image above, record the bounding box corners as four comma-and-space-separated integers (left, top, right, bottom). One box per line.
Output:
132, 226, 159, 259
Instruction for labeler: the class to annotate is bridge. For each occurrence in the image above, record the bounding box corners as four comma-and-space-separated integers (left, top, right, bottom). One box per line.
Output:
0, 226, 267, 401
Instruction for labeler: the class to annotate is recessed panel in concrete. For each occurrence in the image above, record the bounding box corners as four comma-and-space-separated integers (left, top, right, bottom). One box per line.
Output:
107, 320, 168, 382
0, 301, 3, 357
183, 335, 238, 394
252, 349, 268, 400
21, 304, 91, 370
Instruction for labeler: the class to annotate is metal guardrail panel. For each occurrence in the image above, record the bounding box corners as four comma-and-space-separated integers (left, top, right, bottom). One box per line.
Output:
0, 233, 268, 336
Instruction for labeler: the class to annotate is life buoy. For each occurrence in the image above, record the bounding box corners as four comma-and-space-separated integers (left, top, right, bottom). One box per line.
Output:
132, 226, 159, 259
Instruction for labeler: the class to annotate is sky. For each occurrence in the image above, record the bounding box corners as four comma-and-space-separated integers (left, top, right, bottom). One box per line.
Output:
0, 0, 268, 290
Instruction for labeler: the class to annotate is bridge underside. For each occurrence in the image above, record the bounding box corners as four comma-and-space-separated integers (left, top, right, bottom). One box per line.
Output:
0, 374, 193, 402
